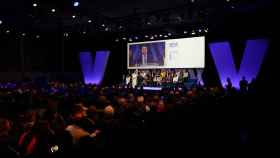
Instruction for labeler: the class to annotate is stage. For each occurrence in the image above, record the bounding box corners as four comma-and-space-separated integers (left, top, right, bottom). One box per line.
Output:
132, 79, 199, 91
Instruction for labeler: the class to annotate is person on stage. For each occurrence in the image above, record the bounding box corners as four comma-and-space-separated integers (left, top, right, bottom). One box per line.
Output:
132, 70, 138, 88
183, 69, 189, 82
125, 74, 131, 86
173, 74, 179, 83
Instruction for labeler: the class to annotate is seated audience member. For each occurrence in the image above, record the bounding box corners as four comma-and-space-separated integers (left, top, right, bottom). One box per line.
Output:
67, 103, 87, 124
18, 119, 58, 158
42, 105, 66, 134
66, 104, 100, 144
0, 118, 20, 158
157, 100, 166, 113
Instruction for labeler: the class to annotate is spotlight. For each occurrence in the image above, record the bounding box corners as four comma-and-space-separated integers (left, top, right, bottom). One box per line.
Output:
159, 34, 163, 37
119, 26, 123, 29
105, 28, 109, 31
51, 9, 56, 13
150, 36, 154, 40
183, 31, 188, 34
145, 35, 149, 38
129, 38, 132, 42
164, 35, 168, 38
22, 33, 26, 36
101, 24, 105, 27
82, 31, 86, 34
134, 36, 139, 40
33, 3, 37, 7
64, 33, 69, 37
231, 6, 235, 9
36, 35, 40, 38
115, 38, 119, 42
72, 15, 76, 19
0, 20, 2, 25
122, 37, 126, 40
190, 0, 195, 3
226, 0, 230, 2
154, 35, 158, 38
88, 19, 92, 23
6, 30, 10, 34
73, 2, 80, 7
198, 29, 202, 33
168, 33, 172, 36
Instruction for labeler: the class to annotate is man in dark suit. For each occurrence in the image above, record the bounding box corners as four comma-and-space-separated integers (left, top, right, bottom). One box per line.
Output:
141, 46, 149, 66
129, 46, 153, 67
139, 45, 161, 66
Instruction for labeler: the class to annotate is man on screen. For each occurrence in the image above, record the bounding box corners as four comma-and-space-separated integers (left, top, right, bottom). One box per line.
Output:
139, 45, 164, 66
141, 46, 148, 66
129, 42, 165, 67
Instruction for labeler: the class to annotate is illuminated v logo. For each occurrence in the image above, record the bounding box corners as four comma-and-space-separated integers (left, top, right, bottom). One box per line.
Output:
209, 39, 269, 87
79, 51, 110, 84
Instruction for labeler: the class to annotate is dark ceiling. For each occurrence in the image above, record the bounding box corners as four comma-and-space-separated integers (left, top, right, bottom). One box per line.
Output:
0, 0, 274, 39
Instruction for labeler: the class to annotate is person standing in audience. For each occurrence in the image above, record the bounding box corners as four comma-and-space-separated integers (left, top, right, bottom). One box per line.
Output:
226, 78, 233, 91
239, 76, 248, 92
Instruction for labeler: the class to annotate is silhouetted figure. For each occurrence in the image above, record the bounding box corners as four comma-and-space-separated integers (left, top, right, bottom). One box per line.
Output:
239, 76, 248, 92
226, 78, 233, 91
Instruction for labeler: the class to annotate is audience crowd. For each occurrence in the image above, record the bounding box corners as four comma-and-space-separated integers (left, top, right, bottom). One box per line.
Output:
0, 78, 271, 157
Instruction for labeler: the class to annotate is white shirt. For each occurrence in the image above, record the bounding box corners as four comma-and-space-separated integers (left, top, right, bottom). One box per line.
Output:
126, 76, 131, 85
173, 76, 179, 83
183, 71, 189, 78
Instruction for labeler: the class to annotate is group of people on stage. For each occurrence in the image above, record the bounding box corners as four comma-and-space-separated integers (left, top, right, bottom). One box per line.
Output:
125, 69, 189, 88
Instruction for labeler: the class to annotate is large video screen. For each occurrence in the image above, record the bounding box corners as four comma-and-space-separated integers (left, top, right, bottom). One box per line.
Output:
127, 36, 205, 69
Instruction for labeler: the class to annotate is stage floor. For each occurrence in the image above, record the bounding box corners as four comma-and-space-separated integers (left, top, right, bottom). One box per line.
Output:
138, 86, 162, 91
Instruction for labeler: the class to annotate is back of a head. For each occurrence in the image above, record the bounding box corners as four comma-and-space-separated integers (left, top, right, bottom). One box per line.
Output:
0, 118, 11, 136
227, 78, 231, 82
71, 104, 87, 120
136, 96, 144, 104
104, 105, 115, 118
87, 105, 97, 118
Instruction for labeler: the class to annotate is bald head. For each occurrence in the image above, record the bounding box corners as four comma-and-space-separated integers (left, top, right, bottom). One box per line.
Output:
104, 105, 115, 117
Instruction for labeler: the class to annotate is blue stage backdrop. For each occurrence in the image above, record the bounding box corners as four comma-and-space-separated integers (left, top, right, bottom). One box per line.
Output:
79, 51, 110, 84
209, 39, 269, 88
